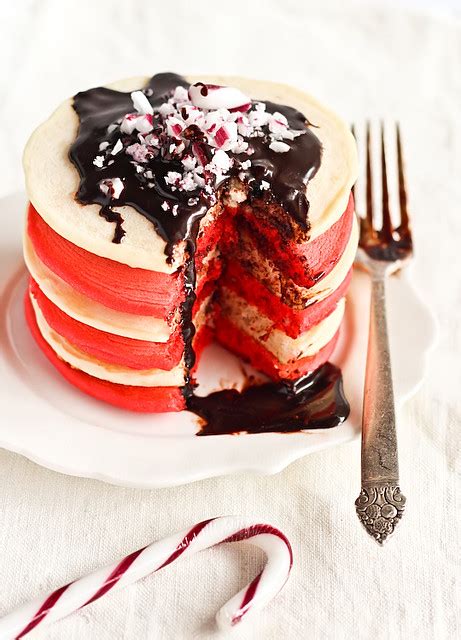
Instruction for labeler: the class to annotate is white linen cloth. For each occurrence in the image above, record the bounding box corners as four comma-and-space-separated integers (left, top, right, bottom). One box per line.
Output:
0, 1, 460, 638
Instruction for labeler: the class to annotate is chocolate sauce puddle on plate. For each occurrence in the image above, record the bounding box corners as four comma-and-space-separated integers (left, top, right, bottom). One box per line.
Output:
190, 363, 349, 436
69, 73, 349, 434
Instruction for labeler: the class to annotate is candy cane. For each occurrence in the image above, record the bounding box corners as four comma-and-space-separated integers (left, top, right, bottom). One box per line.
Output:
0, 516, 292, 639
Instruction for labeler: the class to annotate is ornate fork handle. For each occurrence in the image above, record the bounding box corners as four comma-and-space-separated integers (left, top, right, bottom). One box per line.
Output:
355, 263, 406, 544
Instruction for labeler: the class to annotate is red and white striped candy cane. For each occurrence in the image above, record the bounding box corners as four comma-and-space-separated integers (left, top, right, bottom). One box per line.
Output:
0, 516, 292, 639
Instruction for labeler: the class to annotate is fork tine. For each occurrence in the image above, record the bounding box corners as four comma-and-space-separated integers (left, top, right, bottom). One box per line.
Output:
396, 123, 410, 234
380, 122, 393, 241
350, 124, 357, 205
365, 122, 374, 232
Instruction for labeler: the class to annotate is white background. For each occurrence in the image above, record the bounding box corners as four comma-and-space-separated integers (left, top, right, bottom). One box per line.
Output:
0, 1, 460, 639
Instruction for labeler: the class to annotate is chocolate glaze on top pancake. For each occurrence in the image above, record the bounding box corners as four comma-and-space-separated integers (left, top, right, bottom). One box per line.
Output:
70, 72, 322, 247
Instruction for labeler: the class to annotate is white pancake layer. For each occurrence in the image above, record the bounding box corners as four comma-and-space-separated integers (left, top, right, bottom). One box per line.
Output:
23, 75, 358, 273
287, 215, 358, 304
220, 291, 345, 364
24, 234, 173, 342
30, 293, 185, 387
252, 216, 358, 306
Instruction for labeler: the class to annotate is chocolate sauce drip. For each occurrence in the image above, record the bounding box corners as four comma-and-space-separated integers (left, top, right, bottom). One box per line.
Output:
70, 74, 209, 398
180, 242, 198, 397
99, 206, 125, 244
189, 363, 349, 436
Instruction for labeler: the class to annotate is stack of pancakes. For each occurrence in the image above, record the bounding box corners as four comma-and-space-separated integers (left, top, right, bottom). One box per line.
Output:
23, 75, 357, 412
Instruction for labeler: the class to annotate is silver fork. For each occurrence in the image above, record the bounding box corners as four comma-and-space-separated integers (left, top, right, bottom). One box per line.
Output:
352, 122, 412, 545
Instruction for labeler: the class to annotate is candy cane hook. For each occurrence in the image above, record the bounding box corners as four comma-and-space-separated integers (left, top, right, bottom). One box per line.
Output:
0, 516, 292, 639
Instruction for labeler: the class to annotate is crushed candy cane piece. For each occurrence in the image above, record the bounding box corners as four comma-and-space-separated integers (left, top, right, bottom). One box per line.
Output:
135, 114, 154, 134
165, 171, 182, 186
182, 155, 197, 171
126, 143, 150, 163
111, 139, 123, 155
212, 149, 232, 172
189, 83, 251, 111
99, 177, 124, 199
214, 123, 238, 150
269, 140, 291, 153
121, 114, 138, 134
131, 91, 153, 115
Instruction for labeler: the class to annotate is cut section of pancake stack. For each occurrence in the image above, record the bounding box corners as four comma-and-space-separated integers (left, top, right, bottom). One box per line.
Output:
23, 74, 358, 412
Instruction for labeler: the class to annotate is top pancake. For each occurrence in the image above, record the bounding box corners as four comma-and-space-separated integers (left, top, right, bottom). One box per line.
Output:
23, 75, 358, 273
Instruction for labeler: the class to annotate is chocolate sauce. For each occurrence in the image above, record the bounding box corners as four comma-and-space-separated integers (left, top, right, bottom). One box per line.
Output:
99, 206, 125, 244
71, 73, 208, 246
69, 73, 349, 434
190, 363, 349, 436
236, 101, 321, 229
70, 72, 322, 245
180, 243, 198, 396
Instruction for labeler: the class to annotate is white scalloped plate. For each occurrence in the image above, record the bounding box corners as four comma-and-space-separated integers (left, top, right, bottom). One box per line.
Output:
0, 193, 437, 488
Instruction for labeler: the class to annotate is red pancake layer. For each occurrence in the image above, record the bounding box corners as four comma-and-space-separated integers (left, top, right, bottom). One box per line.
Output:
221, 262, 352, 338
27, 196, 352, 321
29, 278, 184, 370
215, 315, 340, 380
27, 203, 223, 318
25, 292, 186, 412
224, 193, 355, 288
